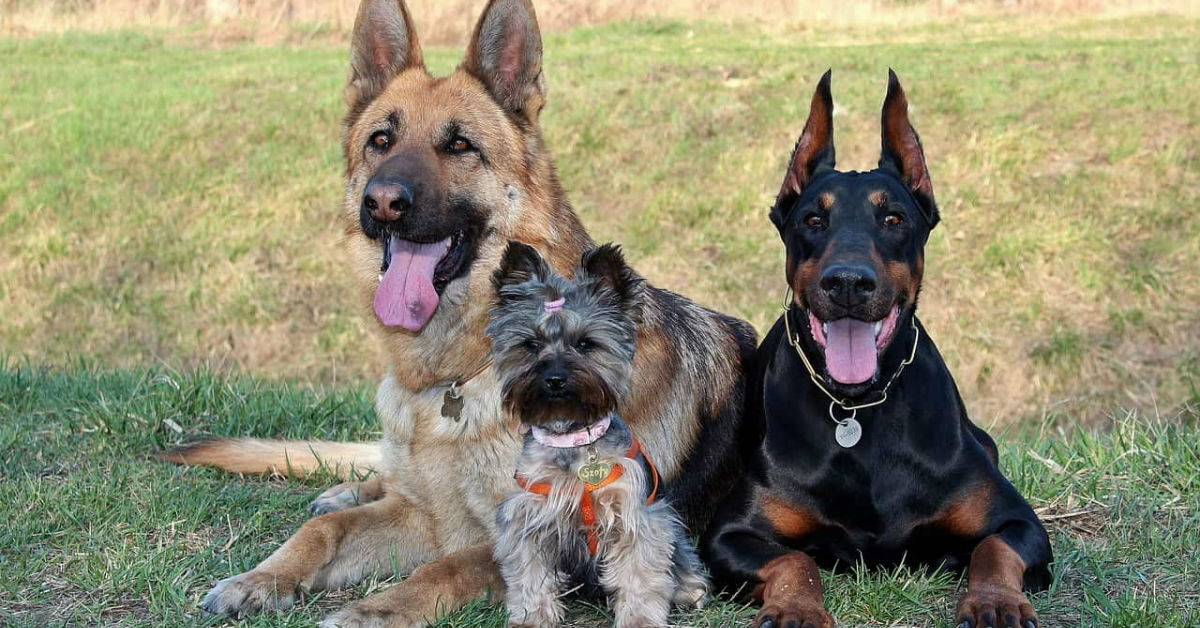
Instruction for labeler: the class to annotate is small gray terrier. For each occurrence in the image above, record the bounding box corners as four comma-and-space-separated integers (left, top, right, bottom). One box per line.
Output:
487, 241, 709, 628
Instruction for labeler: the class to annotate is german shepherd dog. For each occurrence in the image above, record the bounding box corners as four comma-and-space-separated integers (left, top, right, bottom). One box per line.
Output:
160, 0, 755, 626
701, 71, 1052, 628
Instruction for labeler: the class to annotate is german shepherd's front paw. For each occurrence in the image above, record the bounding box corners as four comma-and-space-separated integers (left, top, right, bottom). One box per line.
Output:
955, 586, 1037, 628
309, 476, 385, 515
199, 570, 300, 617
755, 601, 834, 628
319, 603, 423, 628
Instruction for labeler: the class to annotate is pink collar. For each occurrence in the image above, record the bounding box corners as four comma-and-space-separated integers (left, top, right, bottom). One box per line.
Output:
528, 415, 612, 448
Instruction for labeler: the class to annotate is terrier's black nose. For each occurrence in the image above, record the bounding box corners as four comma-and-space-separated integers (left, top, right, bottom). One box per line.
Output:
543, 374, 567, 393
820, 264, 877, 308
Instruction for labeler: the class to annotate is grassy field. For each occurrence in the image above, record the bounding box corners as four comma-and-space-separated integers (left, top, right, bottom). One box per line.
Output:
1, 6, 1199, 628
1, 12, 1197, 423
1, 361, 1197, 627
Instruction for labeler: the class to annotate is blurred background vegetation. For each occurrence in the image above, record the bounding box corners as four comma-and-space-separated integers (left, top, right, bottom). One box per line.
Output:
1, 0, 1197, 428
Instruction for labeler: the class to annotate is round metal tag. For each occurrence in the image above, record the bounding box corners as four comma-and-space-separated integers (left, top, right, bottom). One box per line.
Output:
834, 418, 862, 448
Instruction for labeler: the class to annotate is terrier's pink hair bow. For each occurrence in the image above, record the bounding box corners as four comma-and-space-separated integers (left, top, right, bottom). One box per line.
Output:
544, 297, 566, 313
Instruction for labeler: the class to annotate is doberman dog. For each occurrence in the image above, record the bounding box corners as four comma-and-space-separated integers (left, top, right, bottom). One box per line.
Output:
702, 70, 1052, 628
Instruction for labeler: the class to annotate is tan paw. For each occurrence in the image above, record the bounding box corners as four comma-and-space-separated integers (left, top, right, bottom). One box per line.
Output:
320, 602, 425, 628
955, 586, 1038, 628
754, 601, 834, 628
199, 570, 300, 618
309, 481, 374, 515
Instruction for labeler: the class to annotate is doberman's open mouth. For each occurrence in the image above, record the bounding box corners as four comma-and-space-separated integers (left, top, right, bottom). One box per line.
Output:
374, 231, 471, 331
808, 305, 900, 385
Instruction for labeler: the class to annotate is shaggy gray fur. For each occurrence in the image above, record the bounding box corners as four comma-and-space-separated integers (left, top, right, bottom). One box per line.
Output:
487, 242, 709, 628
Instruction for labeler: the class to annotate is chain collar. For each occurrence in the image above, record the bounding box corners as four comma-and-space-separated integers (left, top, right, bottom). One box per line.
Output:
781, 287, 920, 419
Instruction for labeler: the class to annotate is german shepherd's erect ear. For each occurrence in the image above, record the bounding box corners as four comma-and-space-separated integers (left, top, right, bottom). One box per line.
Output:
461, 0, 546, 123
771, 69, 836, 231
493, 241, 552, 295
345, 0, 424, 120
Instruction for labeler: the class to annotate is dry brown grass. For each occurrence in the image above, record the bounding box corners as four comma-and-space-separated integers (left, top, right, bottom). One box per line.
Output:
3, 0, 1196, 43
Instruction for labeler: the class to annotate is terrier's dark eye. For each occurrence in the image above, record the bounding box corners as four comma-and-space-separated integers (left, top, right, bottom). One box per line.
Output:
883, 212, 904, 227
804, 214, 825, 229
523, 338, 542, 352
574, 338, 594, 353
447, 136, 473, 154
369, 131, 391, 152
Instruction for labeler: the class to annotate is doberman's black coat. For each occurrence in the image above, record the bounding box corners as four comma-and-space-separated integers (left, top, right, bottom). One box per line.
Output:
702, 71, 1052, 628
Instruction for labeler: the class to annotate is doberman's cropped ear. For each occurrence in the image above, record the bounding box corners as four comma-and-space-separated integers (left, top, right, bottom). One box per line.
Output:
772, 69, 836, 230
462, 0, 546, 123
580, 244, 644, 318
345, 0, 424, 118
493, 241, 551, 297
879, 69, 938, 227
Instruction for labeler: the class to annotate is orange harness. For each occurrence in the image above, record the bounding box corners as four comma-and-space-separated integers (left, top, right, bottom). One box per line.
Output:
515, 438, 660, 556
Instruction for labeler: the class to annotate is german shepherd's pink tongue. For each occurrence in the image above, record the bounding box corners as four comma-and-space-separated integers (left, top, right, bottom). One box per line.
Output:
374, 236, 451, 331
825, 318, 877, 385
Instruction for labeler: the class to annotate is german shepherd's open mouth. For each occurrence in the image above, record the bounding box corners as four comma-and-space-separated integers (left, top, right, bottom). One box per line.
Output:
373, 227, 478, 331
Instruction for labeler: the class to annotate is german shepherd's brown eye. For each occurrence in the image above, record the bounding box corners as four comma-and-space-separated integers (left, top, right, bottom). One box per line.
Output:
804, 214, 825, 229
369, 131, 391, 151
447, 136, 473, 154
883, 212, 904, 227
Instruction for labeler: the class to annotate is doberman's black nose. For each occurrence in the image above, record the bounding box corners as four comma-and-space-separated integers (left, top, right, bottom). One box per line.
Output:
362, 178, 413, 223
820, 264, 877, 308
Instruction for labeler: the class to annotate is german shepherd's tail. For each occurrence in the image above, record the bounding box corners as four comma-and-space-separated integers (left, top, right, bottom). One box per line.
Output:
157, 438, 381, 479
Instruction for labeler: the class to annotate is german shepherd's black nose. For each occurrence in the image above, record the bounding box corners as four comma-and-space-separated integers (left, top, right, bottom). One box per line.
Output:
363, 178, 413, 223
820, 264, 877, 308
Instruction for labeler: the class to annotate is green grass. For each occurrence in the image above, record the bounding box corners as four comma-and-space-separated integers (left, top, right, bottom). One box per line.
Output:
1, 14, 1197, 424
1, 360, 1197, 627
1, 10, 1198, 628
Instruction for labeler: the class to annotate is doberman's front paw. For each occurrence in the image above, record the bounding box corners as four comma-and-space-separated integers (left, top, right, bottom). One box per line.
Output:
755, 601, 834, 628
955, 586, 1038, 628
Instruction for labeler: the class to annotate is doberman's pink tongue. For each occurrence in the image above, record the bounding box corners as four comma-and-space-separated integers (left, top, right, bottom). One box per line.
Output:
373, 236, 451, 332
824, 318, 878, 384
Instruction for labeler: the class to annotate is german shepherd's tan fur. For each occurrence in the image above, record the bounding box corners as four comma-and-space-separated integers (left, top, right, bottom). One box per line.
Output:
161, 0, 755, 626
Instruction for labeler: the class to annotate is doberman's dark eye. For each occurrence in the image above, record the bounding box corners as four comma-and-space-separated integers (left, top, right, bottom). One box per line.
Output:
447, 136, 473, 154
369, 131, 391, 151
883, 212, 904, 227
574, 338, 594, 352
804, 214, 825, 229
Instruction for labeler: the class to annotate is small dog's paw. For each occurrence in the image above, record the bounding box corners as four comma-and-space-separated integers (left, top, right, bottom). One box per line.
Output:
755, 601, 834, 628
955, 586, 1037, 628
199, 570, 300, 617
309, 481, 369, 515
320, 603, 422, 628
612, 602, 670, 628
506, 602, 563, 628
673, 581, 708, 610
